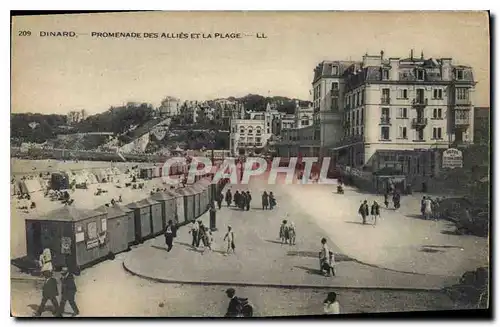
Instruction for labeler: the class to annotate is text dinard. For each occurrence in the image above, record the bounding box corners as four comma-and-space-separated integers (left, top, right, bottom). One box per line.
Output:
39, 32, 267, 39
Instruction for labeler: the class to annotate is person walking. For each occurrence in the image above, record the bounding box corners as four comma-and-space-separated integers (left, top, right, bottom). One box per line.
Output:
393, 191, 401, 209
421, 196, 426, 218
371, 201, 380, 225
269, 192, 276, 210
189, 220, 199, 248
216, 192, 223, 210
223, 226, 235, 255
240, 192, 247, 211
245, 191, 252, 211
262, 191, 269, 210
164, 220, 177, 252
198, 220, 207, 248
34, 271, 59, 317
384, 192, 389, 209
423, 196, 433, 220
279, 220, 289, 244
288, 222, 296, 245
319, 238, 331, 276
225, 189, 232, 207
58, 267, 79, 317
323, 292, 340, 315
358, 200, 370, 225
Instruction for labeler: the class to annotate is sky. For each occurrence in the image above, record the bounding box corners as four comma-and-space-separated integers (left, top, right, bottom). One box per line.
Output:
11, 11, 490, 115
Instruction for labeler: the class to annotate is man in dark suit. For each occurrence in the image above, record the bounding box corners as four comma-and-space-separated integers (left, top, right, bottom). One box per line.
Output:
35, 272, 59, 317
224, 288, 240, 317
58, 267, 79, 316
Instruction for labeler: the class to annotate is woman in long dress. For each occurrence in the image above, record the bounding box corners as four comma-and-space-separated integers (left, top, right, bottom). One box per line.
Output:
39, 248, 53, 277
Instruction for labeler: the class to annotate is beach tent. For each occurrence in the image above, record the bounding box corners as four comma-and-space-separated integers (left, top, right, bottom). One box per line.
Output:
19, 178, 43, 194
95, 169, 108, 183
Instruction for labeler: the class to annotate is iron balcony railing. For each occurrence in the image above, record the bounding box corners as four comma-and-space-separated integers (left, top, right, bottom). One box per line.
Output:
411, 117, 428, 127
380, 117, 391, 125
412, 98, 428, 107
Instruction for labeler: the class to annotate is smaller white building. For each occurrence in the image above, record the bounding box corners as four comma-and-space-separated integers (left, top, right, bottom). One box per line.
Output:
230, 118, 272, 156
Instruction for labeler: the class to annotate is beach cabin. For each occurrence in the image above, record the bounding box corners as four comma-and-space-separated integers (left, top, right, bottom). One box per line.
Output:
126, 199, 153, 242
196, 179, 211, 210
96, 204, 132, 254
174, 186, 196, 223
50, 172, 70, 190
150, 191, 178, 229
191, 184, 205, 217
139, 167, 153, 180
25, 206, 110, 271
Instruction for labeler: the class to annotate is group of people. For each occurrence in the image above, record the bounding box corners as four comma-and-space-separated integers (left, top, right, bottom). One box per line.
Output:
261, 191, 276, 210
358, 200, 381, 225
278, 220, 296, 245
384, 191, 401, 209
221, 189, 252, 211
421, 196, 442, 220
188, 219, 214, 252
34, 249, 79, 317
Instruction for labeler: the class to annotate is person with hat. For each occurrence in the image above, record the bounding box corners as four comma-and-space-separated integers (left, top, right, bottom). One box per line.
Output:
224, 288, 253, 317
58, 267, 79, 317
164, 220, 177, 252
323, 292, 340, 314
223, 226, 235, 255
34, 271, 59, 317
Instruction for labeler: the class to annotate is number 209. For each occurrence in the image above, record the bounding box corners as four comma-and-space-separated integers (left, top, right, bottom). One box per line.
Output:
18, 31, 31, 36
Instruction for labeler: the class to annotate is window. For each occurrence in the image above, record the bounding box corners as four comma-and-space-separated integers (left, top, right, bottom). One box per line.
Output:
332, 82, 339, 90
381, 127, 390, 140
456, 88, 469, 100
356, 92, 360, 107
232, 127, 236, 133
353, 93, 357, 108
433, 89, 443, 99
332, 66, 338, 75
360, 127, 364, 135
456, 69, 464, 80
398, 126, 408, 139
248, 128, 253, 135
361, 90, 364, 105
382, 107, 390, 118
331, 98, 339, 111
382, 69, 389, 80
398, 108, 408, 119
382, 89, 390, 104
355, 111, 359, 126
398, 89, 408, 99
267, 128, 270, 133
416, 69, 425, 81
256, 128, 262, 135
360, 108, 364, 124
345, 96, 350, 109
239, 127, 245, 134
433, 127, 443, 139
433, 108, 442, 119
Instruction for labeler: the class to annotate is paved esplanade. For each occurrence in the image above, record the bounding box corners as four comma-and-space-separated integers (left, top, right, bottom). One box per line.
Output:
123, 172, 487, 289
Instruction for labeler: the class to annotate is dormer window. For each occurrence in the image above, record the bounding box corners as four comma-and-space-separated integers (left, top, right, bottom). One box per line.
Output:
382, 69, 389, 80
456, 69, 464, 80
332, 66, 338, 75
416, 69, 425, 81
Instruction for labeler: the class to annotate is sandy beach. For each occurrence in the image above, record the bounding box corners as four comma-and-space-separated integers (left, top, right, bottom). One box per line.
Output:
10, 158, 183, 259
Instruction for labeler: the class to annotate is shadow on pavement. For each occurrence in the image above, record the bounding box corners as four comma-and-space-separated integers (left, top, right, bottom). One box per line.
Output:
422, 245, 464, 249
293, 265, 322, 276
406, 214, 427, 220
419, 248, 444, 253
265, 239, 285, 245
344, 221, 371, 225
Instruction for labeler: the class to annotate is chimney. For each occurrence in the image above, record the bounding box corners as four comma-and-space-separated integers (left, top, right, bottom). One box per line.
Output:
410, 49, 414, 60
441, 58, 452, 81
421, 51, 424, 60
380, 50, 384, 59
389, 58, 400, 81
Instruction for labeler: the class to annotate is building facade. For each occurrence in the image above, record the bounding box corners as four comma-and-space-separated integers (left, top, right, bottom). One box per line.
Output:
329, 51, 476, 178
158, 97, 181, 117
473, 107, 489, 145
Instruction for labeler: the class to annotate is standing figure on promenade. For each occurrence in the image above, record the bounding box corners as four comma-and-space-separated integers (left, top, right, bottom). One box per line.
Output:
393, 191, 401, 209
261, 191, 269, 210
189, 219, 199, 248
223, 226, 235, 255
216, 191, 223, 210
234, 191, 241, 208
39, 248, 53, 276
288, 222, 296, 245
279, 220, 289, 244
384, 192, 389, 208
245, 191, 252, 211
358, 200, 369, 225
269, 192, 276, 210
371, 201, 380, 225
240, 192, 247, 211
225, 189, 232, 207
164, 220, 177, 252
197, 220, 207, 248
423, 196, 433, 220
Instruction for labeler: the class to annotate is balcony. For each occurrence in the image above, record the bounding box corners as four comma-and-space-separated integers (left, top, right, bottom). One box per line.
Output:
412, 98, 428, 108
455, 98, 472, 106
411, 117, 428, 128
454, 117, 470, 128
379, 117, 391, 125
381, 97, 391, 105
331, 89, 340, 97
